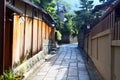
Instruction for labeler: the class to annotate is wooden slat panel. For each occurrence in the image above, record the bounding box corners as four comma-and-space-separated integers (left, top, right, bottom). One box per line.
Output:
24, 16, 32, 56
114, 23, 117, 40
118, 21, 120, 40
51, 28, 55, 43
4, 14, 12, 70
46, 24, 49, 39
91, 12, 115, 37
12, 15, 24, 66
42, 21, 46, 39
49, 27, 52, 40
0, 0, 5, 74
32, 18, 38, 54
38, 20, 42, 51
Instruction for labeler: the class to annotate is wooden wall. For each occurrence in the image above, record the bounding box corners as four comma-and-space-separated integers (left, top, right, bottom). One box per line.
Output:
13, 14, 25, 66
0, 0, 5, 74
84, 8, 120, 80
12, 14, 55, 67
0, 0, 55, 73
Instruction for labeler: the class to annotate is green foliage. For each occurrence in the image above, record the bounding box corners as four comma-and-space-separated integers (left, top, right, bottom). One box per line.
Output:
31, 0, 57, 21
0, 69, 23, 80
79, 0, 94, 10
55, 30, 62, 41
0, 75, 3, 80
61, 14, 73, 34
3, 69, 16, 80
45, 1, 56, 16
32, 0, 41, 3
31, 0, 78, 40
74, 0, 94, 28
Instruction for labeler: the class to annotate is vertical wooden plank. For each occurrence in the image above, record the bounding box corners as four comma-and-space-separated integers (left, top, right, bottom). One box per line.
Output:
108, 14, 110, 30
110, 13, 113, 29
42, 21, 45, 39
36, 19, 38, 52
4, 9, 12, 70
110, 12, 113, 40
51, 28, 55, 44
117, 22, 119, 40
24, 16, 32, 57
41, 20, 43, 50
0, 0, 6, 74
38, 20, 42, 51
113, 11, 115, 29
12, 14, 25, 66
115, 23, 117, 40
113, 11, 115, 40
118, 21, 120, 40
106, 16, 108, 29
23, 3, 26, 56
111, 12, 114, 40
31, 7, 34, 57
49, 27, 51, 40
110, 13, 112, 26
32, 18, 38, 55
12, 15, 18, 66
45, 23, 47, 39
46, 24, 49, 39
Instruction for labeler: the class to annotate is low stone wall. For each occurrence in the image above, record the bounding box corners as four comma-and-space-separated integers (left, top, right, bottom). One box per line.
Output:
61, 35, 78, 44
13, 39, 55, 79
13, 51, 46, 79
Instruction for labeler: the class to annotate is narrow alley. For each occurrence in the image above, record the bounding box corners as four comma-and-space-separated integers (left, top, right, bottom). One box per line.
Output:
27, 44, 90, 80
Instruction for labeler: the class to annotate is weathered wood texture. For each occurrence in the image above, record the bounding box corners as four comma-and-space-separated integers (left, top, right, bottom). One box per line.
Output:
13, 14, 25, 65
91, 10, 120, 40
0, 0, 5, 74
12, 14, 54, 67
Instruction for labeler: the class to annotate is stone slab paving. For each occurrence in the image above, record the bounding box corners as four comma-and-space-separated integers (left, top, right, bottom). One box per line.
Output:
27, 44, 90, 80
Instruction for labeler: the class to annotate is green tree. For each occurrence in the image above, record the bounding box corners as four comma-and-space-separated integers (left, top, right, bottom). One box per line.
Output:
99, 0, 106, 3
31, 0, 41, 3
31, 0, 59, 27
31, 0, 57, 18
74, 0, 94, 28
61, 14, 74, 35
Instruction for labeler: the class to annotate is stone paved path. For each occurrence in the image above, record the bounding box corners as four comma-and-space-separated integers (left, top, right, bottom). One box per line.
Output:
27, 44, 90, 80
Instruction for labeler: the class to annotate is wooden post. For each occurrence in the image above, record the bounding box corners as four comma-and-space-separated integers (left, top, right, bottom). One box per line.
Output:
0, 0, 6, 74
23, 3, 26, 55
31, 7, 34, 57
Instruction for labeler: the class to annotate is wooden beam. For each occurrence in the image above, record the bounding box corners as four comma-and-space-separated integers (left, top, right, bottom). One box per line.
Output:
0, 0, 6, 74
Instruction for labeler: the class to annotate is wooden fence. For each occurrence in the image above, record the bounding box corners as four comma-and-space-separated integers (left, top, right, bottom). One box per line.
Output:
91, 10, 120, 41
84, 5, 120, 80
12, 14, 54, 66
113, 21, 120, 40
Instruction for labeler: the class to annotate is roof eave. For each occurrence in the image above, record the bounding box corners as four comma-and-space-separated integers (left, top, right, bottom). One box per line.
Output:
6, 2, 24, 15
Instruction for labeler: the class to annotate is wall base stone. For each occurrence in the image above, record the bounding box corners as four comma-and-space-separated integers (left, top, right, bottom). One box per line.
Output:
13, 51, 46, 79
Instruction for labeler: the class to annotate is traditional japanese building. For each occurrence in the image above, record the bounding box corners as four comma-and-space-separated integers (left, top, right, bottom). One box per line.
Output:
0, 0, 56, 77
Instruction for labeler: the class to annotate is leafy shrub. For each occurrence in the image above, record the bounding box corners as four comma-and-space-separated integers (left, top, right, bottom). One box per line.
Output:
55, 30, 62, 41
0, 69, 24, 80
